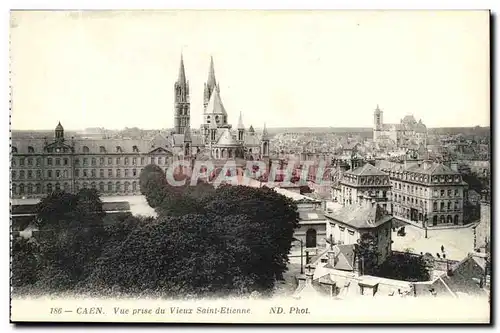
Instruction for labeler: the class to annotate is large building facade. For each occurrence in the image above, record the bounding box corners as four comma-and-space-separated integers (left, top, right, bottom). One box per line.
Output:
11, 56, 270, 199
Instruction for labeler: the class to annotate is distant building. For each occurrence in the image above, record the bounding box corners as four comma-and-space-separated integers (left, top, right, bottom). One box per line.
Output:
373, 105, 427, 149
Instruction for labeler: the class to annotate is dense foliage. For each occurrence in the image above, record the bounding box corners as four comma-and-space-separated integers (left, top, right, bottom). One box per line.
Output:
376, 252, 434, 282
12, 173, 300, 298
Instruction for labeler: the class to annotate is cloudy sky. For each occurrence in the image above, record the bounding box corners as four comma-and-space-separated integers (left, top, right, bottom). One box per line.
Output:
10, 10, 489, 130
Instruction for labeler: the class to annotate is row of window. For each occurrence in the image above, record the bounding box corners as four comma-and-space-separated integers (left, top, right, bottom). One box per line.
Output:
12, 181, 140, 195
12, 145, 146, 154
12, 156, 171, 167
388, 172, 461, 184
12, 168, 154, 180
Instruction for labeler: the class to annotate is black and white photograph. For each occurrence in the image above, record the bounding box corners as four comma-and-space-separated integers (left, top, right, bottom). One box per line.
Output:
9, 9, 491, 324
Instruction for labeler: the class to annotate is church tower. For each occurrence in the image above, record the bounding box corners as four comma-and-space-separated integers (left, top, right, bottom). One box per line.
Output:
203, 56, 218, 111
55, 122, 64, 142
373, 104, 383, 142
261, 123, 270, 158
174, 54, 190, 135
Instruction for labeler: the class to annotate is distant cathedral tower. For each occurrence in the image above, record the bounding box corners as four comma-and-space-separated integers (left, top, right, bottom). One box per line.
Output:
373, 104, 383, 142
203, 56, 218, 111
174, 54, 190, 135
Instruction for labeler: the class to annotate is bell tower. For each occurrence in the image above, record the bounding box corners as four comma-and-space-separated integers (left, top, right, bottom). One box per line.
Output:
174, 54, 190, 135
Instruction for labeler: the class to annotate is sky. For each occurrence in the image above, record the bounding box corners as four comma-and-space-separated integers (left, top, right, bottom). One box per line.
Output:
10, 10, 490, 130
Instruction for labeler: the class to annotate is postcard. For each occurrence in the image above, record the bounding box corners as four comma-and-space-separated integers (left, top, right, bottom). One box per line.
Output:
10, 9, 491, 324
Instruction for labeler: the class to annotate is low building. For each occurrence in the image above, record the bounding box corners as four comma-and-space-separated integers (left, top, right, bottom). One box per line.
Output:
325, 195, 393, 267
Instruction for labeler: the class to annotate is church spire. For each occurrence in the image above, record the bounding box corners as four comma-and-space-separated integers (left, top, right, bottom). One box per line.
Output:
262, 123, 269, 140
177, 53, 186, 85
207, 56, 217, 90
237, 111, 244, 129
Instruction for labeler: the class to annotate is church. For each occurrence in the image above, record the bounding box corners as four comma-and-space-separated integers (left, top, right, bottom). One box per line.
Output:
10, 56, 271, 198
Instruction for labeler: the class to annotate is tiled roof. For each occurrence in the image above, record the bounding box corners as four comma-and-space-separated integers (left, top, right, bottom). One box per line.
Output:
346, 163, 387, 177
326, 203, 392, 229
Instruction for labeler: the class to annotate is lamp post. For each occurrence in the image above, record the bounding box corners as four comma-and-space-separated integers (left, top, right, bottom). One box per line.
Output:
424, 214, 428, 239
293, 237, 304, 274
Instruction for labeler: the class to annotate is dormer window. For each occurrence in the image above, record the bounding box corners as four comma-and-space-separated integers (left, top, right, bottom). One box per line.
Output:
133, 145, 139, 153
11, 146, 17, 153
99, 146, 106, 153
28, 146, 34, 153
116, 146, 122, 153
83, 146, 90, 153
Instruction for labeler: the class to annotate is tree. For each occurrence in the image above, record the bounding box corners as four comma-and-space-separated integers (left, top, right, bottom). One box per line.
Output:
11, 237, 41, 288
354, 232, 379, 275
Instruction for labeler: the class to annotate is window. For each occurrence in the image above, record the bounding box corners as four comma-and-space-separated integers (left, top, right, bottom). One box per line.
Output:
28, 158, 33, 166
141, 157, 145, 165
440, 190, 445, 197
36, 158, 41, 166
116, 157, 121, 165
117, 169, 121, 177
433, 202, 437, 211
132, 157, 137, 165
28, 146, 34, 153
12, 184, 17, 194
158, 157, 163, 165
447, 189, 452, 197
108, 157, 112, 165
91, 158, 96, 166
63, 170, 68, 178
454, 189, 459, 197
151, 157, 155, 164
133, 146, 139, 153
91, 182, 96, 190
116, 182, 121, 192
75, 158, 80, 166
64, 158, 69, 165
20, 158, 25, 166
99, 182, 105, 192
75, 182, 80, 192
100, 169, 104, 178
124, 182, 130, 192
83, 158, 88, 166
99, 146, 106, 153
64, 183, 69, 192
36, 170, 42, 179
124, 157, 129, 165
55, 183, 61, 191
440, 202, 445, 211
12, 147, 18, 153
11, 170, 16, 179
91, 169, 96, 178
108, 169, 113, 177
35, 184, 41, 194
447, 202, 451, 210
116, 146, 122, 153
47, 183, 53, 193
12, 158, 16, 166
18, 171, 25, 179
83, 169, 88, 177
124, 169, 129, 177
99, 157, 104, 165
132, 169, 137, 177
55, 158, 60, 166
107, 182, 113, 191
75, 169, 80, 177
132, 182, 137, 191
83, 146, 90, 153
19, 184, 25, 194
56, 170, 61, 178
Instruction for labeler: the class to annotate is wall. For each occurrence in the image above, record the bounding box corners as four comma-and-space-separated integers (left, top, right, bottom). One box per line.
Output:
474, 202, 491, 250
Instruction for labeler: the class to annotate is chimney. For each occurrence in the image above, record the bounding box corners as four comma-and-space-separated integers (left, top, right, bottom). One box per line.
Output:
305, 265, 315, 285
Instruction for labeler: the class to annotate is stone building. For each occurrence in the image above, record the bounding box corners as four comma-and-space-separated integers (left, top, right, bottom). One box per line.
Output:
377, 153, 469, 228
373, 105, 427, 149
332, 163, 392, 214
10, 55, 271, 198
325, 196, 393, 267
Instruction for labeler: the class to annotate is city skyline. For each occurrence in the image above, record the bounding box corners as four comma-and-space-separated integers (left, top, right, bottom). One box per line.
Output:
10, 10, 489, 130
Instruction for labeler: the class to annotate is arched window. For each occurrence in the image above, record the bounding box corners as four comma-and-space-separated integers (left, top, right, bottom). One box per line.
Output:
454, 215, 459, 225
132, 181, 137, 191
99, 182, 105, 192
433, 215, 438, 226
124, 182, 130, 193
440, 215, 445, 224
306, 229, 317, 248
64, 183, 69, 192
35, 183, 41, 194
116, 182, 121, 192
132, 145, 139, 153
116, 146, 122, 153
99, 146, 106, 153
108, 182, 113, 192
47, 183, 53, 193
91, 182, 96, 189
91, 158, 96, 166
83, 146, 90, 153
19, 184, 25, 194
55, 183, 61, 191
447, 215, 453, 223
27, 184, 33, 194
